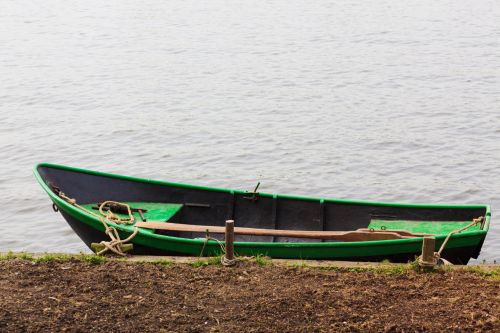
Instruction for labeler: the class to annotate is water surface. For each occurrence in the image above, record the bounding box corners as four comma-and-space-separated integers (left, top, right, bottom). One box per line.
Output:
1, 0, 499, 262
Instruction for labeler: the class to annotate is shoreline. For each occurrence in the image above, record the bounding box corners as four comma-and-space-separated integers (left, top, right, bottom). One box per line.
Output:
1, 251, 499, 271
1, 252, 499, 332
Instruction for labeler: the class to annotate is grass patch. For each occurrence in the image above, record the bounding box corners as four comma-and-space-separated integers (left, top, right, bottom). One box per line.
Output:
191, 255, 223, 267
18, 252, 34, 261
0, 251, 16, 261
77, 253, 107, 265
318, 261, 419, 275
0, 251, 106, 265
461, 266, 500, 281
151, 259, 173, 268
33, 253, 73, 263
254, 255, 271, 267
320, 265, 371, 274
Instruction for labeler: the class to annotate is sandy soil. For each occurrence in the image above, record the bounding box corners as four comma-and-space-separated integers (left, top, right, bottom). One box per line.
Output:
0, 259, 498, 332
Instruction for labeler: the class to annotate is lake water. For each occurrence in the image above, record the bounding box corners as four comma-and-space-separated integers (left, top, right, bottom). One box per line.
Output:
1, 0, 499, 263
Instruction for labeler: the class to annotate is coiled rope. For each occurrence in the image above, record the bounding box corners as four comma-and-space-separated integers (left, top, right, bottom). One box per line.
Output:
56, 192, 138, 256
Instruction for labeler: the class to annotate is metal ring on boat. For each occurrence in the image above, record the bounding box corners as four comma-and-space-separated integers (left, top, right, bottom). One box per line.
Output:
52, 203, 59, 212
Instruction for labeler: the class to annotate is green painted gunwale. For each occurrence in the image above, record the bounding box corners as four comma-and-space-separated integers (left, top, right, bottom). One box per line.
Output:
34, 163, 491, 259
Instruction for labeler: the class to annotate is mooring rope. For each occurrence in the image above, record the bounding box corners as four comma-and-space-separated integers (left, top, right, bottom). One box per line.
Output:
56, 192, 138, 256
417, 216, 483, 267
220, 254, 237, 266
199, 230, 237, 266
436, 216, 484, 259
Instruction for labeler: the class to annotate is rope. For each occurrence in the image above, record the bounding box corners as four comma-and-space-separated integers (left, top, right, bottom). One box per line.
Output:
419, 216, 484, 266
436, 216, 484, 258
199, 230, 237, 266
56, 192, 138, 256
417, 216, 483, 267
221, 254, 237, 266
98, 201, 135, 225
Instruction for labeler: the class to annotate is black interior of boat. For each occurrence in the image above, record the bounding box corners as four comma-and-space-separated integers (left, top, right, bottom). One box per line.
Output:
38, 165, 487, 243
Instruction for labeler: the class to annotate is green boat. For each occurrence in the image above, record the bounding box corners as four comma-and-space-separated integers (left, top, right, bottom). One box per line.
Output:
34, 163, 491, 264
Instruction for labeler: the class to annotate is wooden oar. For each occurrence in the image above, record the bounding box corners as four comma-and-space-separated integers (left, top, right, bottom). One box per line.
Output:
134, 222, 414, 241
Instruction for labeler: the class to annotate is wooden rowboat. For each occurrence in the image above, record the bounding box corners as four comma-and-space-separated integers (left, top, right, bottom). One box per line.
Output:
34, 163, 491, 264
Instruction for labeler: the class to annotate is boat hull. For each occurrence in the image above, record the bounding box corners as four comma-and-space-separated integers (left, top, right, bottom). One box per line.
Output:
57, 201, 485, 264
35, 163, 491, 264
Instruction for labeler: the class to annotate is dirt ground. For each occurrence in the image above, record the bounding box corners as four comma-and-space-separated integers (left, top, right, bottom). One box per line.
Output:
0, 259, 498, 333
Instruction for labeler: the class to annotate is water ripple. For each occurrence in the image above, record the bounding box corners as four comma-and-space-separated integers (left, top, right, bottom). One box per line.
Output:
1, 0, 499, 262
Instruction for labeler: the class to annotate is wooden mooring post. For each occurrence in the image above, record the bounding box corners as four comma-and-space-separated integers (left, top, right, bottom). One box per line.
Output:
418, 236, 437, 268
223, 220, 235, 265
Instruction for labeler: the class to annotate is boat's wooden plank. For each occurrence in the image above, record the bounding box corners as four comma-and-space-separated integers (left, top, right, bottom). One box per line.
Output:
134, 222, 414, 241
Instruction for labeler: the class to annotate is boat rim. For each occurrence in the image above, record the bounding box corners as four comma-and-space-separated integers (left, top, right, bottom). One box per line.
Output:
33, 162, 492, 242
